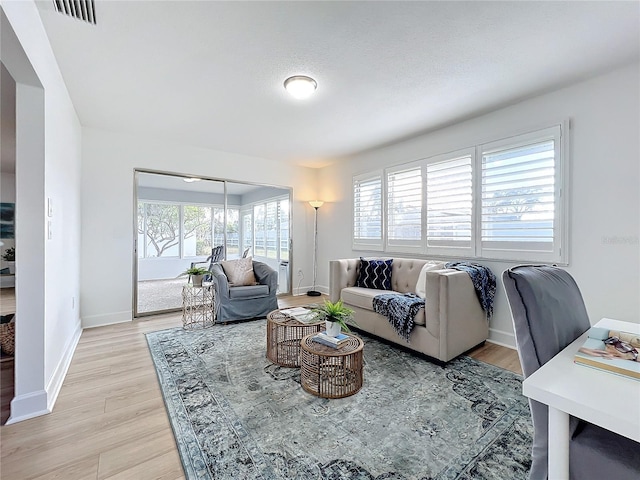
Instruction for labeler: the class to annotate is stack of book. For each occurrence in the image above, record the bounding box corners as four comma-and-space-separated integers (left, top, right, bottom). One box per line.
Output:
312, 331, 350, 349
574, 327, 640, 380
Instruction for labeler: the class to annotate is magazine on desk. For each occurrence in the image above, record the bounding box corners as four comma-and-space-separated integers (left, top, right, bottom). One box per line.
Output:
574, 327, 640, 380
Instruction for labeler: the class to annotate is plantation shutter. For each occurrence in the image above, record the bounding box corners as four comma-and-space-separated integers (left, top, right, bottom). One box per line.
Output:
479, 126, 562, 261
353, 172, 383, 250
386, 164, 422, 252
426, 152, 474, 255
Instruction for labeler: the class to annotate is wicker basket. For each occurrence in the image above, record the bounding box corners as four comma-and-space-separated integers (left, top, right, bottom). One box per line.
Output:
0, 321, 15, 356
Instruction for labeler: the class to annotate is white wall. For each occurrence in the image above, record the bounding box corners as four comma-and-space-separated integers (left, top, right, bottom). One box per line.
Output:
317, 63, 640, 348
1, 1, 82, 422
81, 128, 318, 327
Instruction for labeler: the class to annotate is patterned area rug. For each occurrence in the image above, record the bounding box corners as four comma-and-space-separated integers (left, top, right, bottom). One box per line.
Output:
146, 320, 533, 480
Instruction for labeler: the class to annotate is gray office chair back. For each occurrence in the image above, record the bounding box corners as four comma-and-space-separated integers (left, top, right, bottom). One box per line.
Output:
503, 265, 590, 480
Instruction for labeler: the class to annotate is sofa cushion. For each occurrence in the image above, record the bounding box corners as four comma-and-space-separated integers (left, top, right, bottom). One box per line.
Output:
228, 284, 269, 299
356, 258, 392, 290
415, 261, 446, 298
342, 287, 426, 326
221, 256, 257, 286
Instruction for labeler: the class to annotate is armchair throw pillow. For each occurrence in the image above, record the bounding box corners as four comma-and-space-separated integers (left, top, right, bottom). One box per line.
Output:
221, 256, 257, 286
356, 257, 393, 290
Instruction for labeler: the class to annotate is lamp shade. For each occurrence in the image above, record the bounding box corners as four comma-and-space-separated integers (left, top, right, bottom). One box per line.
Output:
309, 200, 324, 209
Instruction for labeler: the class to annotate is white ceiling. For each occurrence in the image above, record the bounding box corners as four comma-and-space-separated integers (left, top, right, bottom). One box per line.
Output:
35, 1, 640, 168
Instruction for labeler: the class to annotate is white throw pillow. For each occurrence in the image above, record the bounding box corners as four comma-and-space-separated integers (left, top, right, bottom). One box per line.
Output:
415, 261, 446, 298
221, 256, 257, 286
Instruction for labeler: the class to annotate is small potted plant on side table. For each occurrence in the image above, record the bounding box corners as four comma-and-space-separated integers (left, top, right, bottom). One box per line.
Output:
182, 266, 210, 287
313, 299, 355, 337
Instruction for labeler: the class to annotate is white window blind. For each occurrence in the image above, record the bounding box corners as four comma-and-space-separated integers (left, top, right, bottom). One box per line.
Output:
387, 165, 422, 251
426, 153, 473, 254
480, 126, 562, 261
353, 172, 383, 250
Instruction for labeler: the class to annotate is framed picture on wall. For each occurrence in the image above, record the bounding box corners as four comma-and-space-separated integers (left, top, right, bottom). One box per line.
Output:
0, 203, 15, 239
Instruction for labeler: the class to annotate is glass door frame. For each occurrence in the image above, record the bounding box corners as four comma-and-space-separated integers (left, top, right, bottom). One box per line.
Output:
133, 168, 293, 318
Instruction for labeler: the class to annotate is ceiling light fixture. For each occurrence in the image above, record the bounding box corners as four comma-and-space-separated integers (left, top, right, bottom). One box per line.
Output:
284, 75, 317, 99
183, 177, 201, 183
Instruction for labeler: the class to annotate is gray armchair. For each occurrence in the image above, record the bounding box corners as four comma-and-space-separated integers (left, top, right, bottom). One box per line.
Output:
210, 260, 278, 323
502, 265, 640, 480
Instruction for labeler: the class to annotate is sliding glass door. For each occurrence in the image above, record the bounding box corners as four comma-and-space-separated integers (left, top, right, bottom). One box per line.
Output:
134, 171, 292, 317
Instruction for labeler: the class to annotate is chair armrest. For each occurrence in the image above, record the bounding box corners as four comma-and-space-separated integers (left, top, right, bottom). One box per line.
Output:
252, 261, 278, 294
210, 264, 230, 299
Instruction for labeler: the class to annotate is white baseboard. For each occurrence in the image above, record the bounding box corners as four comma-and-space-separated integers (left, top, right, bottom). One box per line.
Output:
46, 321, 82, 412
82, 310, 132, 328
488, 328, 517, 349
6, 390, 50, 425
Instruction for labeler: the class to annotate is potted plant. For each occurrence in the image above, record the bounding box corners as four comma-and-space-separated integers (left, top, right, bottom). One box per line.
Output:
313, 299, 355, 337
2, 247, 15, 274
182, 266, 210, 287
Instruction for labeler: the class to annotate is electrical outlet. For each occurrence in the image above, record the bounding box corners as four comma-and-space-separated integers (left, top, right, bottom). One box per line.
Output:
297, 269, 303, 277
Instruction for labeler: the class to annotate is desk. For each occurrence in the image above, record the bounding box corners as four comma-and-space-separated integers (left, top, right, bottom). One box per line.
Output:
522, 318, 640, 479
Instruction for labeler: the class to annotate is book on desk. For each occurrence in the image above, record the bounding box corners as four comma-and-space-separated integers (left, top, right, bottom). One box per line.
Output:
574, 327, 640, 380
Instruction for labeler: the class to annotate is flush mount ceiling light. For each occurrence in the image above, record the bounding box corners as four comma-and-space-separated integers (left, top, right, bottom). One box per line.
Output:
284, 75, 317, 99
183, 177, 201, 183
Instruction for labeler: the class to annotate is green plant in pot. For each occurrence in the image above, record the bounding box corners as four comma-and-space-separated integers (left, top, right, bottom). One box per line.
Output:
2, 247, 15, 262
313, 299, 355, 337
182, 266, 210, 287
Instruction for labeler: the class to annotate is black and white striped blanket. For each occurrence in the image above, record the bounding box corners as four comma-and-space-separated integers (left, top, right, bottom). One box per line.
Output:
372, 293, 424, 342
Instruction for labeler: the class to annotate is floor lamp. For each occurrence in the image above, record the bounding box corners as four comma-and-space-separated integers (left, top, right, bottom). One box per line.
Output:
307, 200, 323, 296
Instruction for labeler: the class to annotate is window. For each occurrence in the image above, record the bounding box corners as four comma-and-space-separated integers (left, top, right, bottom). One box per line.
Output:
137, 202, 240, 259
351, 123, 568, 263
386, 164, 422, 252
479, 126, 563, 262
353, 172, 383, 250
183, 205, 212, 257
279, 199, 290, 261
426, 151, 474, 255
138, 203, 180, 258
242, 211, 253, 252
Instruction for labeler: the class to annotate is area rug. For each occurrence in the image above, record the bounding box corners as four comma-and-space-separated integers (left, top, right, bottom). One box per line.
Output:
146, 320, 533, 480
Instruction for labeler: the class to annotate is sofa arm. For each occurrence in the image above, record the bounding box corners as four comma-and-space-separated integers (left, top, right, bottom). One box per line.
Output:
329, 259, 360, 302
253, 261, 278, 295
427, 269, 488, 361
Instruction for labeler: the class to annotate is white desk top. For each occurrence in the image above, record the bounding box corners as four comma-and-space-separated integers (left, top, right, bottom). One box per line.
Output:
522, 318, 640, 442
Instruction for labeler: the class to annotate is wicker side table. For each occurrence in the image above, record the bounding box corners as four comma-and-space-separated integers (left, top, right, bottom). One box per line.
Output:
266, 309, 324, 367
300, 333, 364, 399
181, 283, 215, 329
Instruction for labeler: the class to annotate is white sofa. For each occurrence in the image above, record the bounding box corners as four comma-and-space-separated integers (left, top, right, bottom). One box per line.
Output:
329, 257, 489, 363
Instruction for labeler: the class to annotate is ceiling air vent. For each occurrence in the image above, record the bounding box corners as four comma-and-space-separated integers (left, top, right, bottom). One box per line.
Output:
53, 0, 96, 25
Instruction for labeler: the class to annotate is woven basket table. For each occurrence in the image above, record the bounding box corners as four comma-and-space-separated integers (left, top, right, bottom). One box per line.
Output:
266, 308, 324, 367
300, 333, 364, 399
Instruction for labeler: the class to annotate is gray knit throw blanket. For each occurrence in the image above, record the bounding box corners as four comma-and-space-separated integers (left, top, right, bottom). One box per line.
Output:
372, 293, 424, 342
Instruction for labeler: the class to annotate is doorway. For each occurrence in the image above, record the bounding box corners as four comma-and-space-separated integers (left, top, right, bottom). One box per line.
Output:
134, 170, 292, 317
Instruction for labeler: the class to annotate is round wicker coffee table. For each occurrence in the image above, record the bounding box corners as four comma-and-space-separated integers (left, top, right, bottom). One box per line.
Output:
266, 308, 324, 367
300, 333, 364, 399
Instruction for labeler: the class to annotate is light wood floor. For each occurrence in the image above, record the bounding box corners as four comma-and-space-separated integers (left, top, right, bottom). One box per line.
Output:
0, 295, 521, 479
